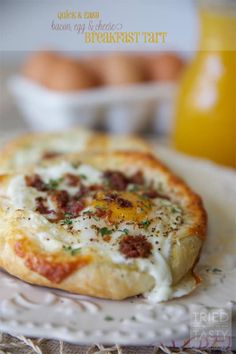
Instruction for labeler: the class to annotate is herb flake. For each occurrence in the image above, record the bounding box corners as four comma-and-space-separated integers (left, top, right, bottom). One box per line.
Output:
45, 178, 62, 190
99, 227, 112, 237
61, 218, 73, 226
63, 245, 81, 256
119, 228, 129, 235
104, 315, 114, 321
140, 220, 151, 229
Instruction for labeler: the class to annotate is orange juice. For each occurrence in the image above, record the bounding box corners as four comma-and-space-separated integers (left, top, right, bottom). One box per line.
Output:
173, 2, 236, 168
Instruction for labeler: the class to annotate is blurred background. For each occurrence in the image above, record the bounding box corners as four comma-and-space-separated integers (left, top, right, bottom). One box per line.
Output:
0, 0, 235, 168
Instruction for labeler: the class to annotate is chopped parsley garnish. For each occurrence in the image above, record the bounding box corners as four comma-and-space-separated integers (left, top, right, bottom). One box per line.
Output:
212, 268, 222, 273
71, 162, 80, 169
61, 212, 73, 225
140, 220, 151, 229
83, 210, 93, 215
61, 218, 73, 226
119, 228, 129, 235
104, 315, 114, 321
63, 245, 81, 256
171, 206, 179, 213
99, 227, 112, 237
45, 178, 62, 190
79, 174, 87, 180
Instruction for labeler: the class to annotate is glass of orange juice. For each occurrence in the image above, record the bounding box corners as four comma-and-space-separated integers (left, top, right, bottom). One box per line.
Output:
172, 0, 236, 168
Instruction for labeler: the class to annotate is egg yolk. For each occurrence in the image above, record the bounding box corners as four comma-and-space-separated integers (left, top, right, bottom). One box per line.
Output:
92, 191, 152, 224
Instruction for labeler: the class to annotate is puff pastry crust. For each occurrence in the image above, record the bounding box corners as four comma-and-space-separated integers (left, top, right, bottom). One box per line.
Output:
0, 151, 206, 301
0, 129, 149, 172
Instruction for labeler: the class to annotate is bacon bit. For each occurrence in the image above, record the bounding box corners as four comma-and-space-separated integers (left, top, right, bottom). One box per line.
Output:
50, 190, 69, 209
103, 170, 145, 191
116, 197, 132, 208
42, 151, 61, 159
64, 173, 80, 187
95, 207, 112, 219
129, 171, 144, 185
35, 197, 51, 214
25, 174, 47, 192
94, 208, 107, 218
119, 235, 152, 258
103, 170, 128, 191
89, 184, 103, 191
48, 212, 65, 223
35, 197, 62, 221
66, 199, 85, 217
75, 184, 89, 199
143, 189, 170, 200
103, 235, 111, 242
143, 189, 159, 199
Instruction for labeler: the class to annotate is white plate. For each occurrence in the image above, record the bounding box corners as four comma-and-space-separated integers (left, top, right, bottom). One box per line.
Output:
0, 138, 236, 346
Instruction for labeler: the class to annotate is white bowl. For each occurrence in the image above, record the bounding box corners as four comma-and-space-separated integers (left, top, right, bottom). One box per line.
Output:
8, 76, 176, 134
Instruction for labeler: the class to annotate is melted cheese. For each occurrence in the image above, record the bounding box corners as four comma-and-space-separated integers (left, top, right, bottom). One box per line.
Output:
6, 161, 184, 302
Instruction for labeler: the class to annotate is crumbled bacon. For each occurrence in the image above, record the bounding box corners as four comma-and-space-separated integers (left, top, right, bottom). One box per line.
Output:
64, 173, 80, 187
74, 184, 89, 199
94, 208, 108, 218
143, 189, 170, 200
50, 190, 69, 209
42, 151, 61, 159
35, 187, 86, 220
35, 197, 51, 214
65, 199, 85, 218
119, 235, 152, 258
103, 170, 145, 191
116, 197, 132, 208
103, 170, 128, 191
143, 189, 159, 199
129, 171, 144, 185
25, 174, 46, 192
94, 207, 112, 219
89, 184, 103, 191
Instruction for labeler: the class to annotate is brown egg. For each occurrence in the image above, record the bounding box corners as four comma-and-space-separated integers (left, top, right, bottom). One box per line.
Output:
23, 51, 59, 86
144, 53, 185, 82
84, 56, 104, 86
101, 53, 146, 86
45, 57, 97, 91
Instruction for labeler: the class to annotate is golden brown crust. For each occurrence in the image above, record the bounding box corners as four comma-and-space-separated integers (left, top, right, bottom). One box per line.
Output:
0, 241, 154, 300
0, 151, 207, 300
13, 237, 92, 283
